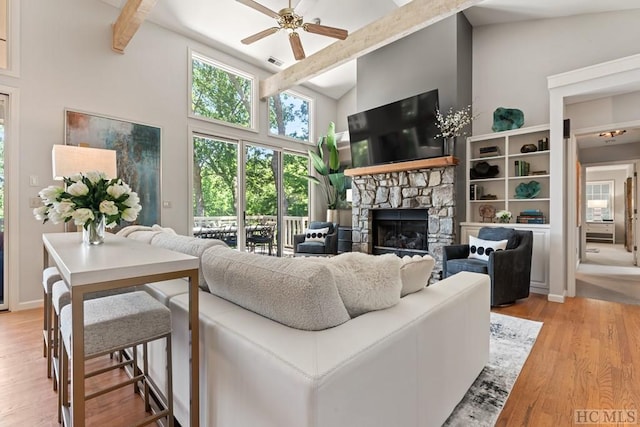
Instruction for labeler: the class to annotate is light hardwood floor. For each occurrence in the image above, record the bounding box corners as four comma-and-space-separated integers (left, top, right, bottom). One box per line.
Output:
0, 308, 146, 427
495, 294, 640, 426
1, 294, 639, 426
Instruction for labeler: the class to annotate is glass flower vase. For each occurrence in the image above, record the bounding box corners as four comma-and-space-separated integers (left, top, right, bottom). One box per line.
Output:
83, 216, 106, 245
444, 137, 456, 156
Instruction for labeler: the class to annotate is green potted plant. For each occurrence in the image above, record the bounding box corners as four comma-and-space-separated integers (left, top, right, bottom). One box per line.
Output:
307, 122, 346, 222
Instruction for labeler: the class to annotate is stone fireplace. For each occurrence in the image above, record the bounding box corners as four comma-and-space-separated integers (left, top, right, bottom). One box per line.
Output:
347, 158, 458, 281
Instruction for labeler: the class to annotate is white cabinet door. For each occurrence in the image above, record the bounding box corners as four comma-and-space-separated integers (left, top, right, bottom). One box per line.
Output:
460, 224, 549, 293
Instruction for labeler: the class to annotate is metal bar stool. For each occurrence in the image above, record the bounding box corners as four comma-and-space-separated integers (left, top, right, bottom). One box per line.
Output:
43, 266, 62, 379
52, 280, 143, 424
59, 291, 174, 426
51, 281, 141, 391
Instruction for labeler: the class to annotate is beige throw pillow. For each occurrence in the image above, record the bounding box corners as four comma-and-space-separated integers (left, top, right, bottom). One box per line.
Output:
399, 255, 435, 297
324, 252, 402, 318
202, 246, 350, 331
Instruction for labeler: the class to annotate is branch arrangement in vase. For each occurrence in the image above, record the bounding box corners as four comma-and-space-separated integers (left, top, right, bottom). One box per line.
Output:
435, 105, 476, 139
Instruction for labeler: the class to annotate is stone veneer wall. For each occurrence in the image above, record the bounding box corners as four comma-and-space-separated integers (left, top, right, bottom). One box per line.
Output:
351, 166, 457, 281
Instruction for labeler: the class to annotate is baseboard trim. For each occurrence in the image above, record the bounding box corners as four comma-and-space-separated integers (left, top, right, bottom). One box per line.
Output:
547, 293, 566, 303
15, 299, 43, 311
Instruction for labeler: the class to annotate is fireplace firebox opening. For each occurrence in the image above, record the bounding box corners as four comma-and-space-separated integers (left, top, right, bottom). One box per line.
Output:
372, 209, 429, 257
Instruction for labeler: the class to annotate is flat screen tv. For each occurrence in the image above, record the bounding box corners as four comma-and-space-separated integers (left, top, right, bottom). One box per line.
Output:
347, 89, 441, 168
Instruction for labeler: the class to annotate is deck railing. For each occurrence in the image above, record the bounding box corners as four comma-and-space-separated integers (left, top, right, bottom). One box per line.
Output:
193, 215, 308, 250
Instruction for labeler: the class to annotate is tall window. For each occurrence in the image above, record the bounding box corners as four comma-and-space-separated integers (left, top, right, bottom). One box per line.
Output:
269, 91, 311, 143
191, 53, 255, 129
586, 181, 614, 221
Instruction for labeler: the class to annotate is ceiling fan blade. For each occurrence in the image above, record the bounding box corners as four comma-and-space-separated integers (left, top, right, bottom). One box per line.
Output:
303, 23, 348, 40
289, 32, 306, 60
236, 0, 280, 19
241, 27, 280, 44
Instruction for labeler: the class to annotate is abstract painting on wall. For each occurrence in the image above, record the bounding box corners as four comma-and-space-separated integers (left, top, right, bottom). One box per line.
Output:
65, 109, 161, 226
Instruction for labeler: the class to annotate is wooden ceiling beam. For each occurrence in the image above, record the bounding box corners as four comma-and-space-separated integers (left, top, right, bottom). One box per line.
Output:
259, 0, 482, 99
112, 0, 158, 53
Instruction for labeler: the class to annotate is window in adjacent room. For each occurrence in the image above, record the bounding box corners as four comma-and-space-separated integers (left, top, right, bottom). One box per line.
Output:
268, 90, 312, 143
586, 180, 614, 221
190, 52, 255, 129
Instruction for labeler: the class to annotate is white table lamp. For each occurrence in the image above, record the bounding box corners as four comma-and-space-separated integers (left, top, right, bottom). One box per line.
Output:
52, 145, 117, 180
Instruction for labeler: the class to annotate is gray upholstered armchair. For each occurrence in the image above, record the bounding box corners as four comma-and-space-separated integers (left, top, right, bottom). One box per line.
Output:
293, 221, 339, 256
443, 227, 533, 306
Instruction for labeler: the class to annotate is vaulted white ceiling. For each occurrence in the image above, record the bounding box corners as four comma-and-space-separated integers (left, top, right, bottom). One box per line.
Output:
99, 0, 640, 99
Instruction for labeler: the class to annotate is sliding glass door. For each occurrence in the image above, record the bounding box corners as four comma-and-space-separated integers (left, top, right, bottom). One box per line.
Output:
245, 144, 278, 255
283, 152, 309, 251
192, 134, 240, 247
192, 133, 309, 256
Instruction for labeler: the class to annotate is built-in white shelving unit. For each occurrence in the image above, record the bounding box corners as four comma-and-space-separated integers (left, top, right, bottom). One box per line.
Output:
461, 124, 551, 293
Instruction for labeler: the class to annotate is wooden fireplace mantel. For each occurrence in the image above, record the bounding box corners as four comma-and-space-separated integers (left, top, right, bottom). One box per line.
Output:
344, 156, 459, 177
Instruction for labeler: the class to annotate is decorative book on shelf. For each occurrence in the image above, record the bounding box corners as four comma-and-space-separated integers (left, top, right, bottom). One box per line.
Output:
479, 146, 500, 157
470, 184, 484, 201
514, 160, 530, 177
517, 209, 546, 224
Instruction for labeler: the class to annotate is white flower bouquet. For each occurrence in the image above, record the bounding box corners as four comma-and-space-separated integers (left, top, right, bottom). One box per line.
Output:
496, 210, 512, 223
33, 171, 142, 229
435, 105, 475, 139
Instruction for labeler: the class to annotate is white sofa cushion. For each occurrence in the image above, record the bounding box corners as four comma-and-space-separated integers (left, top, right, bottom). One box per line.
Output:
116, 224, 176, 244
400, 254, 435, 297
201, 246, 350, 331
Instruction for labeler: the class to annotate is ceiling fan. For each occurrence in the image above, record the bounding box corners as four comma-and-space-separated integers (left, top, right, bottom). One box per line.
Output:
237, 0, 348, 61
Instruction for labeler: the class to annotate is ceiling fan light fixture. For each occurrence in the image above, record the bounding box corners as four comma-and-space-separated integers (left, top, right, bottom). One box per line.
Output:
599, 129, 626, 138
237, 0, 348, 61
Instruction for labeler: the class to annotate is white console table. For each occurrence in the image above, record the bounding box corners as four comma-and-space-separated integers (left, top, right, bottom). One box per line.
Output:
43, 232, 201, 427
585, 221, 615, 244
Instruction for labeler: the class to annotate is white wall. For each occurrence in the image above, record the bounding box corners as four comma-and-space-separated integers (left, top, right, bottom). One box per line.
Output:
2, 0, 337, 309
567, 91, 640, 130
585, 168, 630, 243
472, 10, 640, 135
335, 86, 356, 134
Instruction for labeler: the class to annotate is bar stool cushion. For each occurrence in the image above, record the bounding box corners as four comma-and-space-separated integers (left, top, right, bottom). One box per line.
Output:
52, 280, 70, 313
60, 291, 171, 357
53, 280, 140, 313
43, 266, 61, 292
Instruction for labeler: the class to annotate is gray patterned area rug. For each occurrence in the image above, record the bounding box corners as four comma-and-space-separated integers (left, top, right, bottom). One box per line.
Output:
444, 312, 543, 426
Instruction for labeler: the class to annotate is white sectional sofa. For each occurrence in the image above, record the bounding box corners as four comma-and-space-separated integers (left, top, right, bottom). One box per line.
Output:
121, 228, 490, 427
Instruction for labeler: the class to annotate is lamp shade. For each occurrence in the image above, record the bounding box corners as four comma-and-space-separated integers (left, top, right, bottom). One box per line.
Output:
52, 145, 117, 180
587, 199, 607, 209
